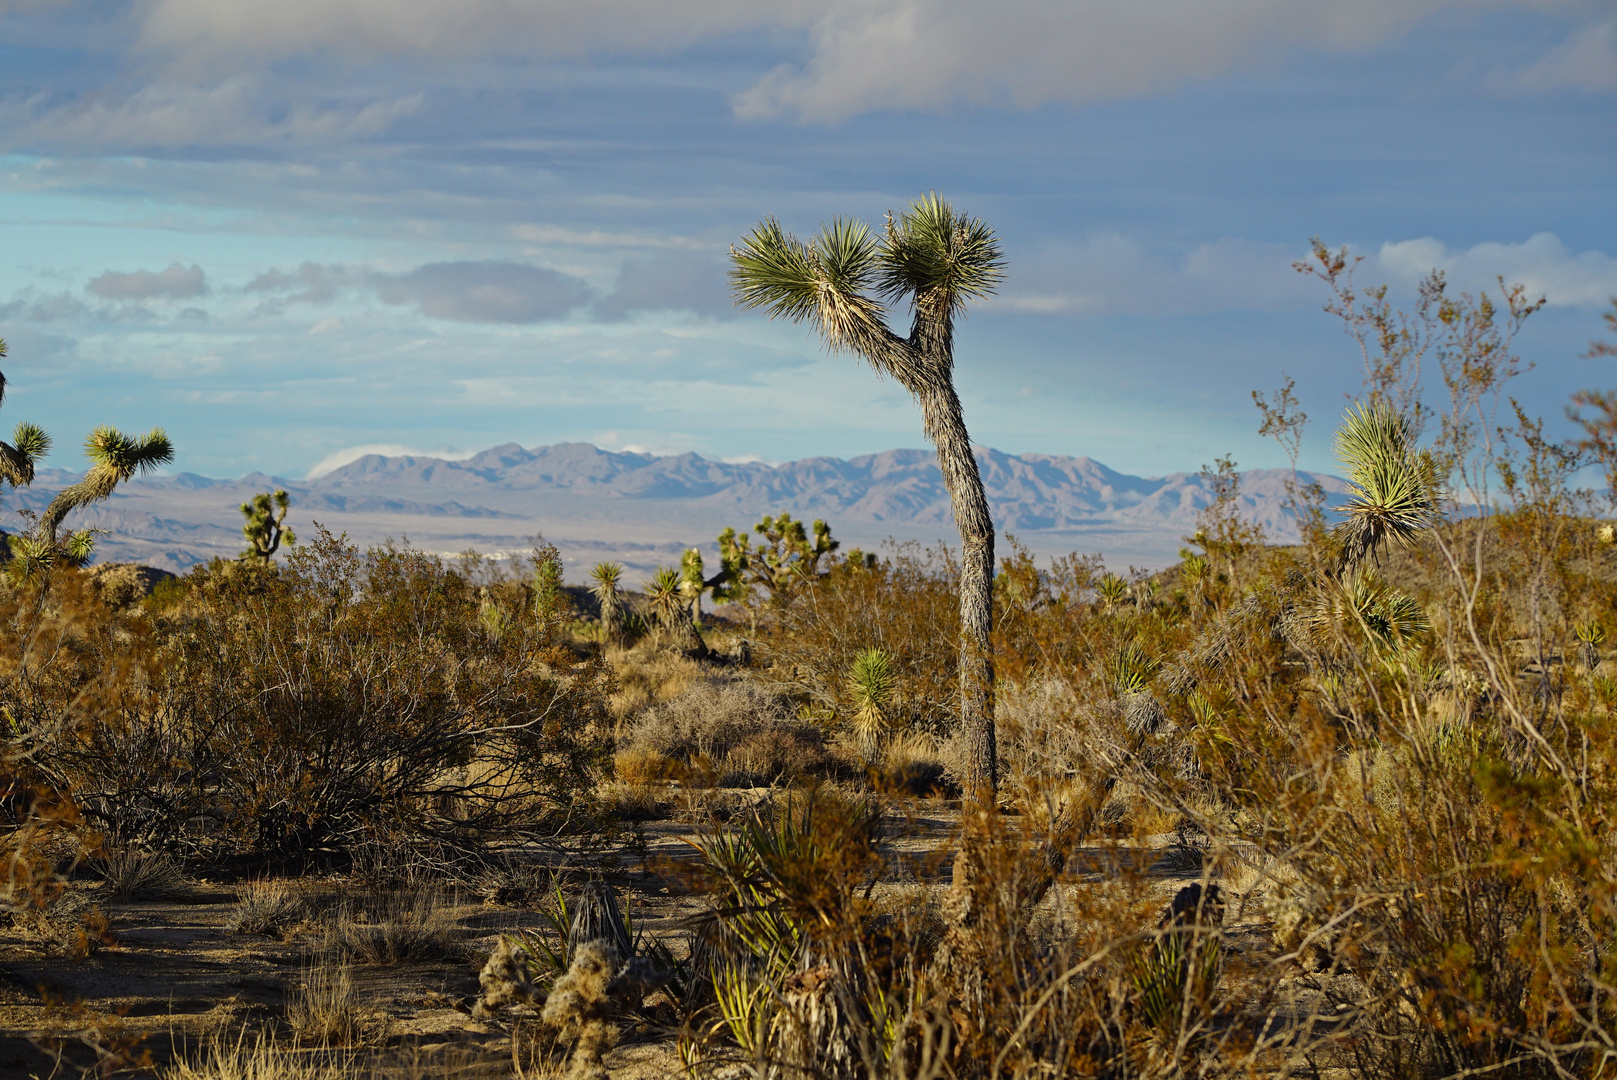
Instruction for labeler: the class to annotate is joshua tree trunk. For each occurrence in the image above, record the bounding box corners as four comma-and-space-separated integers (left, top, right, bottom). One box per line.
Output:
909, 359, 996, 797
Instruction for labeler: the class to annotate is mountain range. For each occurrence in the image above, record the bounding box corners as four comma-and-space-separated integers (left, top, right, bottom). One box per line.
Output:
7, 443, 1350, 578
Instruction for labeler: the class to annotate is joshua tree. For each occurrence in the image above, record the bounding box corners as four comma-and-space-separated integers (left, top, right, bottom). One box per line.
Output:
0, 342, 171, 579
589, 562, 627, 644
240, 489, 296, 561
731, 194, 1005, 796
4, 424, 172, 580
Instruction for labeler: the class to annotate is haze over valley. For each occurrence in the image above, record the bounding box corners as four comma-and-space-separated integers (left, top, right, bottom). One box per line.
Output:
14, 442, 1348, 577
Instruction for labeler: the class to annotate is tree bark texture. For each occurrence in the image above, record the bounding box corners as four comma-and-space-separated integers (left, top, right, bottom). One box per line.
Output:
902, 293, 996, 798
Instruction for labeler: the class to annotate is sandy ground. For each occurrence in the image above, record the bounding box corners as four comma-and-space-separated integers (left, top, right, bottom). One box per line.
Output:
0, 801, 1246, 1079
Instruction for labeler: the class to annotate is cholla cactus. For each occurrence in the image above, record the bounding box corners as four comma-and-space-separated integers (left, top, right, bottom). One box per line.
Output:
240, 488, 295, 561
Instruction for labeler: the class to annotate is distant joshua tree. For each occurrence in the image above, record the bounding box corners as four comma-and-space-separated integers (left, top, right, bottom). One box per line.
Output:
589, 561, 627, 644
240, 489, 296, 561
730, 194, 1005, 796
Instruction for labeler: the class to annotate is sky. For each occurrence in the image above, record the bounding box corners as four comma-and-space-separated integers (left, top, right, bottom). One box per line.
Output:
0, 0, 1612, 481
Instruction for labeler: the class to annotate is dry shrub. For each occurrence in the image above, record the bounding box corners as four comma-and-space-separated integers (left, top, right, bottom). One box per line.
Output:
719, 729, 837, 787
594, 782, 673, 823
35, 533, 612, 864
752, 545, 960, 736
621, 678, 839, 787
229, 879, 315, 939
605, 644, 706, 727
286, 951, 362, 1047
91, 848, 189, 900
330, 890, 462, 965
612, 747, 679, 785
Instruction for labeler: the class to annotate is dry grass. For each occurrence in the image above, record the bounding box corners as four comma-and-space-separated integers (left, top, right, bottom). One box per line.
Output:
91, 848, 190, 900
229, 880, 319, 939
166, 1033, 511, 1080
330, 890, 462, 965
605, 644, 707, 728
285, 950, 362, 1047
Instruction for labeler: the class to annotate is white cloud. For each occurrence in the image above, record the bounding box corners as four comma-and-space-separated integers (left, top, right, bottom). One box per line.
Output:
732, 0, 1598, 122
1496, 18, 1617, 92
305, 443, 478, 479
1377, 233, 1617, 307
119, 1, 1604, 123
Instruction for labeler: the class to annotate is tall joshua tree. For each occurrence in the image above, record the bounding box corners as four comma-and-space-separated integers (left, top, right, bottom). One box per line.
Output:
730, 193, 1005, 796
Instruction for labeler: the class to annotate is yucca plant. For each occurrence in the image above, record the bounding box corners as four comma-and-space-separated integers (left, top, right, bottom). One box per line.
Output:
1575, 618, 1606, 671
848, 647, 897, 763
1098, 573, 1130, 611
645, 565, 699, 649
1333, 399, 1439, 569
590, 561, 626, 643
731, 193, 1006, 797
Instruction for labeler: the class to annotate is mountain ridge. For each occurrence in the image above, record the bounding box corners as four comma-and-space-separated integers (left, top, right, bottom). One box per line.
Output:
8, 443, 1350, 575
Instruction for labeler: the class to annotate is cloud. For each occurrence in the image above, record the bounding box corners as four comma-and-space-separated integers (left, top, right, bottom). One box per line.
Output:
0, 291, 93, 322
1377, 233, 1617, 307
731, 0, 1599, 122
134, 0, 814, 68
306, 442, 479, 480
87, 262, 208, 301
246, 262, 355, 310
246, 259, 596, 323
512, 224, 711, 251
0, 77, 423, 150
371, 261, 592, 323
1496, 18, 1617, 93
115, 0, 1603, 124
996, 234, 1315, 317
593, 255, 732, 321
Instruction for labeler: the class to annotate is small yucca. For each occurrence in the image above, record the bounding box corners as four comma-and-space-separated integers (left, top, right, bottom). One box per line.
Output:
1332, 400, 1439, 569
848, 647, 897, 762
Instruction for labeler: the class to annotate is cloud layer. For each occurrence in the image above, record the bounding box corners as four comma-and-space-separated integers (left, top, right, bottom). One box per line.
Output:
6, 0, 1589, 134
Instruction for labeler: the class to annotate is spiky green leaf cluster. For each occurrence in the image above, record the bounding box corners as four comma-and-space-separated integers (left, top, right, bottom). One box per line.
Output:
729, 193, 1004, 364
1333, 400, 1439, 568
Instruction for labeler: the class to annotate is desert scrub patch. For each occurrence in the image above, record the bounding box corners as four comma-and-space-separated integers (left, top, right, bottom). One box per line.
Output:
90, 848, 190, 901
329, 890, 463, 965
285, 949, 363, 1047
622, 678, 836, 787
229, 879, 325, 939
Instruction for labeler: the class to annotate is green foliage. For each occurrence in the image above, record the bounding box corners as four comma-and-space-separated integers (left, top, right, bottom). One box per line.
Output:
1333, 398, 1440, 568
589, 561, 628, 644
848, 646, 896, 760
239, 488, 295, 561
713, 512, 839, 610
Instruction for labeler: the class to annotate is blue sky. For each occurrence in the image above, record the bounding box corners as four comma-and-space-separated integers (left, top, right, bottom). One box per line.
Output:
0, 0, 1612, 480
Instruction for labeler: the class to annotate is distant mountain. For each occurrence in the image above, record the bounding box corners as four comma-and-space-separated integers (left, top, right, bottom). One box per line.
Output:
6, 444, 1350, 577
